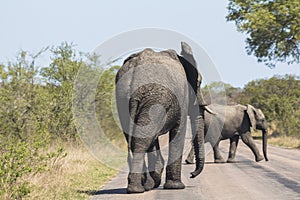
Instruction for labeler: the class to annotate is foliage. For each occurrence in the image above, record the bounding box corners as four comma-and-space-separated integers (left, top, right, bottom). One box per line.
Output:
227, 0, 300, 67
0, 136, 32, 199
95, 65, 125, 147
0, 42, 120, 198
241, 75, 300, 137
203, 81, 242, 105
0, 47, 70, 199
0, 135, 66, 199
41, 43, 83, 140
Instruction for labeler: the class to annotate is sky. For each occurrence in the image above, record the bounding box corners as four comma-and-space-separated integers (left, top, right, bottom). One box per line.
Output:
0, 0, 299, 88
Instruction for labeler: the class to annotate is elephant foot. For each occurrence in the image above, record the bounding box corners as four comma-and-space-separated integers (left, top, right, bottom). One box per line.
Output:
150, 171, 162, 188
256, 155, 264, 162
227, 158, 237, 163
163, 180, 185, 190
127, 173, 145, 194
127, 185, 145, 194
185, 159, 194, 164
142, 172, 155, 191
143, 178, 155, 191
214, 158, 226, 163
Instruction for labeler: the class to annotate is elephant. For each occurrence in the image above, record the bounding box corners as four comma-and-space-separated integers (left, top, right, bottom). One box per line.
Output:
185, 104, 269, 164
115, 42, 207, 193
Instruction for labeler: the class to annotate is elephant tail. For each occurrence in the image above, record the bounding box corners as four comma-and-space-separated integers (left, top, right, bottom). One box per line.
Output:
126, 100, 140, 171
126, 137, 132, 171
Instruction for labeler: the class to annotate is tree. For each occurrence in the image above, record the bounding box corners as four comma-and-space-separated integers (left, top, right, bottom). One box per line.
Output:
41, 42, 83, 139
203, 81, 242, 104
95, 65, 125, 147
241, 75, 300, 137
0, 49, 66, 199
0, 43, 122, 198
227, 0, 300, 67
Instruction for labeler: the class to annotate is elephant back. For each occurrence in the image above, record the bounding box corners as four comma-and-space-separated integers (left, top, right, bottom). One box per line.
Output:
204, 104, 247, 136
115, 48, 188, 102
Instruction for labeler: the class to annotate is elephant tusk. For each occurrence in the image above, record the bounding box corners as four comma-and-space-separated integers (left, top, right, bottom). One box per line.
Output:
204, 106, 216, 115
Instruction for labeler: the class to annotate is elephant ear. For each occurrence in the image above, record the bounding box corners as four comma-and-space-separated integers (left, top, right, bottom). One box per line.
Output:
246, 104, 257, 130
179, 42, 206, 106
122, 52, 140, 65
256, 109, 266, 120
181, 41, 197, 67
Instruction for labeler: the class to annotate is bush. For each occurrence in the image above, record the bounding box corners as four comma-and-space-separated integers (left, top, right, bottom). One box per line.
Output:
0, 43, 123, 198
241, 75, 300, 137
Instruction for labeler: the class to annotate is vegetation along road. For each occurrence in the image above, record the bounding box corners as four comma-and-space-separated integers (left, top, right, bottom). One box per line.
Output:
92, 133, 300, 200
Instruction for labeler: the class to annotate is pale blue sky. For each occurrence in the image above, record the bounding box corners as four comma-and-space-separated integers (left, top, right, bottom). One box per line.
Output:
0, 0, 299, 87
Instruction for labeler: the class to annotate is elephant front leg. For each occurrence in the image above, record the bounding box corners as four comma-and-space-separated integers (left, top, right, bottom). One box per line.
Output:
241, 132, 263, 162
227, 135, 239, 163
163, 125, 185, 190
212, 140, 226, 163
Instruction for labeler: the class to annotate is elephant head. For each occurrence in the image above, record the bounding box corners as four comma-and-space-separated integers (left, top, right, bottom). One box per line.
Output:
246, 104, 268, 161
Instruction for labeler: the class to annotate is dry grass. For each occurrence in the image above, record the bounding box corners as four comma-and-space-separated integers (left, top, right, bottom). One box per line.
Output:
252, 124, 300, 149
268, 136, 300, 149
24, 143, 118, 200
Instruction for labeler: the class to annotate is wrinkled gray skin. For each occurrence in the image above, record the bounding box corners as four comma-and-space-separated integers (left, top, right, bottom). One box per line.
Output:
185, 104, 269, 164
115, 42, 206, 194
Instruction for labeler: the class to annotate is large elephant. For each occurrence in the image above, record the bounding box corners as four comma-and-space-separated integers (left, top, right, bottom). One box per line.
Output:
115, 42, 206, 193
185, 104, 269, 164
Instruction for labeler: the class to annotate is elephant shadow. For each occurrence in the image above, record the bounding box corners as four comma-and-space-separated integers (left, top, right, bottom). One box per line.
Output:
183, 160, 253, 165
77, 188, 127, 195
79, 187, 167, 195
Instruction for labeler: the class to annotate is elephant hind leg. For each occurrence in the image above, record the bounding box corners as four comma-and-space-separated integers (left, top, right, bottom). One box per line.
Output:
240, 132, 263, 162
212, 140, 226, 163
127, 136, 154, 194
163, 124, 185, 190
142, 169, 155, 191
227, 135, 239, 163
147, 138, 164, 189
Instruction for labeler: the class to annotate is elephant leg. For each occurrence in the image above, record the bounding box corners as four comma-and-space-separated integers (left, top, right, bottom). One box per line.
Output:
240, 132, 263, 162
185, 144, 195, 164
127, 136, 153, 194
142, 160, 155, 191
163, 124, 185, 190
227, 135, 239, 163
147, 138, 164, 189
212, 140, 226, 163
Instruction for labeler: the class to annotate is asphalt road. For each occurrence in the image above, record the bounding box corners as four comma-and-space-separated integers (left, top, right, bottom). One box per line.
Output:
92, 135, 300, 200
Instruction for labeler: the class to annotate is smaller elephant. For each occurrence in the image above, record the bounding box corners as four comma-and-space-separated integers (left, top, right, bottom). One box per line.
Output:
185, 104, 269, 164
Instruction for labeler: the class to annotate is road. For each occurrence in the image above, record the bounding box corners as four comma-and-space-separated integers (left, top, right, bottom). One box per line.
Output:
92, 135, 300, 200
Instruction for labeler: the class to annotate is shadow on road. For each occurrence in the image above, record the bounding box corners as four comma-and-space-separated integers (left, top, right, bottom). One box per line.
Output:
183, 160, 254, 165
77, 188, 127, 195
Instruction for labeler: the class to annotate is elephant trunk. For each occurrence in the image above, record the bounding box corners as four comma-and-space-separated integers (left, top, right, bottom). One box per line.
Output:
190, 111, 205, 178
262, 129, 268, 161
